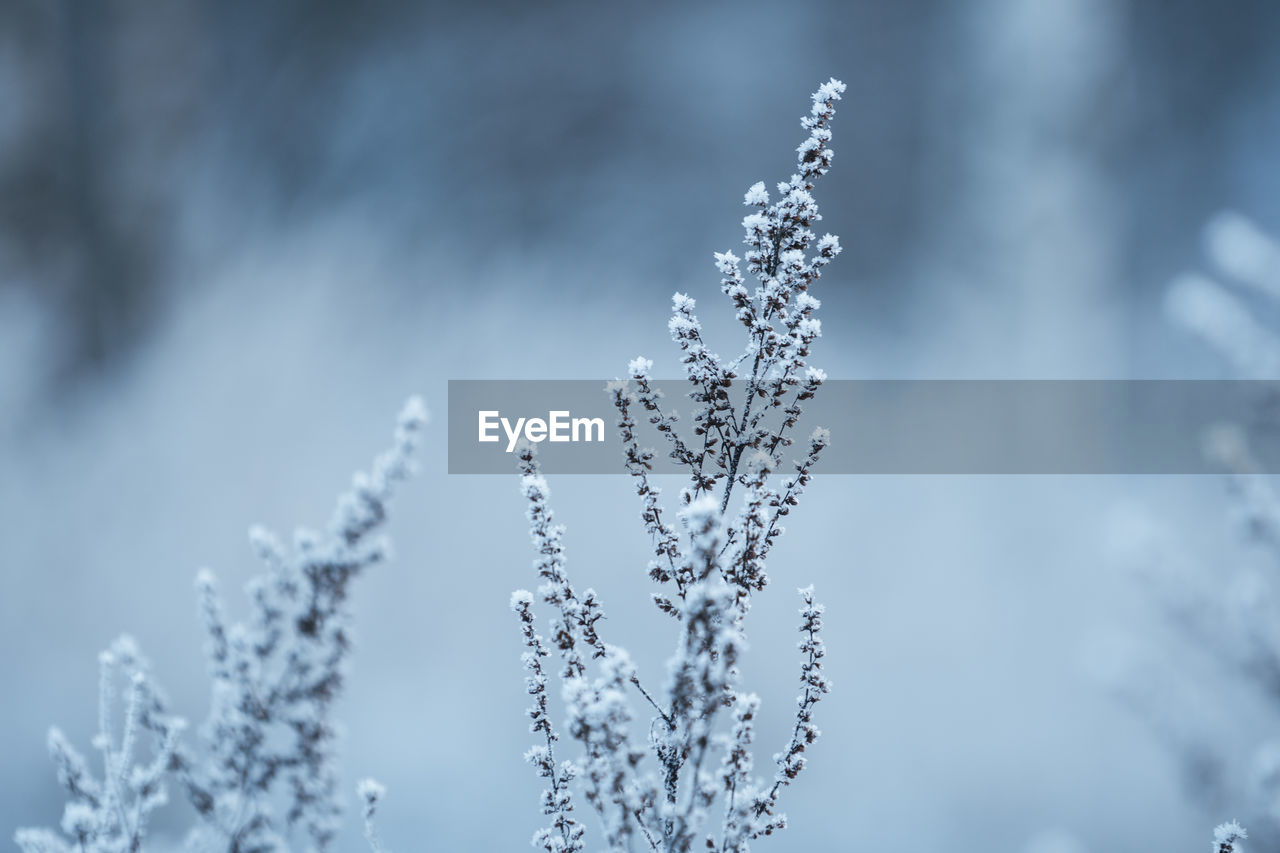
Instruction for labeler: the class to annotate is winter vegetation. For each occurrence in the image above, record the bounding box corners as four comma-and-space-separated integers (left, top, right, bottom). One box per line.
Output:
14, 398, 427, 853
6, 4, 1280, 851
1215, 820, 1247, 853
1168, 212, 1280, 380
1112, 213, 1280, 848
510, 80, 842, 852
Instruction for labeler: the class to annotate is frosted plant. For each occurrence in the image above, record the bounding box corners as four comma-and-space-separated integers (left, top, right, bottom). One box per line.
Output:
1167, 212, 1280, 380
13, 637, 183, 853
1113, 213, 1280, 844
1215, 820, 1247, 853
16, 398, 427, 853
179, 397, 426, 853
356, 780, 388, 853
512, 80, 842, 853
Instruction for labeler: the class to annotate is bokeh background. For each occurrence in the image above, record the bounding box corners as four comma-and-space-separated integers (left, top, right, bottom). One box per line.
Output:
4, 1, 1280, 850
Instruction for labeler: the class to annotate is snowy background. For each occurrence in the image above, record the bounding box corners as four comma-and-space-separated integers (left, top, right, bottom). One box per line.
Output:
4, 1, 1280, 850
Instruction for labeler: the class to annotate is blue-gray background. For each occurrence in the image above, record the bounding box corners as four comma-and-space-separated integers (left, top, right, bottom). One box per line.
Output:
3, 1, 1280, 850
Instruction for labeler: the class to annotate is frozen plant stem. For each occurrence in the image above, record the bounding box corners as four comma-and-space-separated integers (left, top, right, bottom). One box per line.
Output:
514, 80, 843, 852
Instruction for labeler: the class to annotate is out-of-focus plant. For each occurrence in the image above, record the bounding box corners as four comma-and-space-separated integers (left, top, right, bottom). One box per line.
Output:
1215, 820, 1248, 853
511, 80, 843, 853
15, 398, 426, 853
1114, 213, 1280, 845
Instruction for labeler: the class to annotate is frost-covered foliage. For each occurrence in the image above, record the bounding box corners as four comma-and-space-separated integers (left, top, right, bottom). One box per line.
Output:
1215, 820, 1247, 853
1118, 214, 1280, 844
17, 398, 426, 853
1168, 212, 1280, 380
511, 80, 842, 852
14, 638, 183, 853
356, 780, 388, 853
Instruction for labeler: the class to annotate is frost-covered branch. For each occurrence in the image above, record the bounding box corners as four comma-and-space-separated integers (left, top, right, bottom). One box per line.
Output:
18, 398, 427, 853
752, 586, 829, 834
611, 378, 688, 617
514, 81, 842, 852
1123, 213, 1280, 845
618, 79, 841, 611
15, 637, 184, 853
513, 591, 587, 853
177, 397, 426, 853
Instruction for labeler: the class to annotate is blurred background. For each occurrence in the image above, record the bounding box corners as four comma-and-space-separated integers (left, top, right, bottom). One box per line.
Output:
3, 0, 1280, 850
